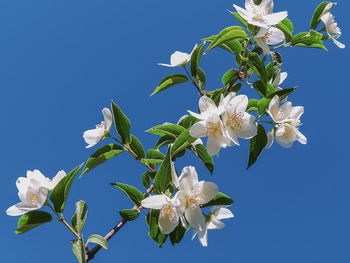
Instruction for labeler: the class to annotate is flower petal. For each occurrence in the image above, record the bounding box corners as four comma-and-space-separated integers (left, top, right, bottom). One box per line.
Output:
266, 129, 275, 149
158, 63, 175, 67
233, 4, 251, 21
266, 27, 285, 45
178, 166, 198, 193
213, 207, 234, 220
6, 202, 37, 216
196, 181, 218, 205
264, 11, 288, 26
189, 121, 207, 138
267, 95, 280, 122
49, 170, 66, 190
185, 206, 205, 232
141, 195, 167, 209
158, 209, 179, 234
332, 38, 345, 49
288, 106, 304, 120
102, 108, 113, 131
170, 51, 190, 66
83, 127, 104, 148
199, 96, 217, 114
296, 129, 307, 145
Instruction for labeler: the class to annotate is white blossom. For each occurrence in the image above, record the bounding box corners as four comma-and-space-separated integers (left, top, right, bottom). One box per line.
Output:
141, 192, 186, 234
193, 206, 234, 247
178, 166, 218, 234
256, 27, 285, 55
83, 108, 112, 148
158, 44, 197, 67
188, 96, 231, 157
321, 12, 345, 49
233, 0, 288, 28
221, 93, 257, 146
6, 170, 66, 216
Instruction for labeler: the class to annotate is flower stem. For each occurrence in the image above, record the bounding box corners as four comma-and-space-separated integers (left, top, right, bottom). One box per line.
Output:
238, 34, 253, 74
183, 65, 203, 96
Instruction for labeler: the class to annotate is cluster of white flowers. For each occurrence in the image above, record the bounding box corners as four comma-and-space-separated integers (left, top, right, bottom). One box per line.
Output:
266, 95, 307, 148
141, 166, 233, 247
188, 93, 257, 157
6, 170, 66, 216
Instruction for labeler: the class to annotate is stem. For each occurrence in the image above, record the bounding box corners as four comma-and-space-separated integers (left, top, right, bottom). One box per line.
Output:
86, 184, 155, 261
238, 34, 253, 74
270, 42, 291, 51
183, 65, 203, 96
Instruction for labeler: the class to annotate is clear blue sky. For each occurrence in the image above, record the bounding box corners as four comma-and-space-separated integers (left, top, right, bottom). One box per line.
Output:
1, 0, 350, 262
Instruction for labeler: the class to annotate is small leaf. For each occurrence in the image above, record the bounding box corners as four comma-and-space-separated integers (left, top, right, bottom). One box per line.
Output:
141, 158, 164, 164
247, 124, 267, 169
154, 135, 175, 149
153, 147, 172, 194
119, 209, 140, 221
177, 115, 198, 129
71, 200, 88, 234
202, 35, 243, 54
257, 97, 271, 115
276, 18, 293, 42
111, 100, 131, 144
50, 163, 83, 213
195, 67, 206, 90
81, 144, 124, 177
142, 172, 151, 189
222, 69, 239, 86
146, 124, 186, 138
71, 238, 86, 263
129, 134, 145, 159
170, 224, 189, 245
310, 1, 333, 30
248, 52, 267, 88
86, 234, 108, 250
151, 74, 189, 96
111, 183, 144, 207
171, 130, 195, 156
190, 43, 205, 78
268, 87, 298, 101
16, 211, 52, 234
147, 149, 165, 160
190, 144, 214, 174
253, 80, 267, 98
247, 99, 259, 112
270, 52, 282, 83
201, 192, 234, 208
291, 31, 327, 51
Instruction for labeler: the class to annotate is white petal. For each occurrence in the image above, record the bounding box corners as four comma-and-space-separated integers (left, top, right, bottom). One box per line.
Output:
228, 95, 248, 113
6, 202, 37, 216
244, 0, 255, 14
158, 63, 175, 67
225, 127, 240, 146
16, 177, 30, 196
256, 27, 268, 38
213, 207, 234, 220
102, 108, 113, 131
189, 44, 198, 57
206, 136, 223, 157
264, 11, 288, 26
259, 0, 274, 14
36, 187, 49, 208
223, 92, 237, 107
171, 162, 179, 189
27, 170, 48, 187
190, 121, 207, 138
187, 110, 205, 120
170, 51, 190, 66
199, 96, 217, 114
296, 129, 307, 145
236, 114, 258, 139
266, 129, 275, 149
332, 38, 345, 49
196, 181, 218, 205
267, 95, 280, 122
279, 72, 288, 85
49, 170, 66, 190
178, 166, 198, 193
257, 38, 271, 55
233, 4, 251, 21
266, 27, 285, 45
197, 228, 208, 247
141, 195, 167, 209
159, 209, 179, 234
185, 206, 205, 232
207, 216, 225, 230
83, 128, 104, 148
288, 106, 304, 120
279, 101, 293, 119
172, 191, 187, 215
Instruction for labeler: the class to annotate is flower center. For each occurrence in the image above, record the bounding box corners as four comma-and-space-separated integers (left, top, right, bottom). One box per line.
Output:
187, 193, 200, 209
96, 121, 105, 130
282, 125, 294, 140
31, 194, 38, 206
253, 12, 265, 22
206, 121, 222, 137
161, 203, 177, 221
227, 112, 243, 131
275, 110, 286, 122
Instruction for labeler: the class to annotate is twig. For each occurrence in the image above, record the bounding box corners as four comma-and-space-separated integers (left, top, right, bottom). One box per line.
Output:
183, 66, 204, 96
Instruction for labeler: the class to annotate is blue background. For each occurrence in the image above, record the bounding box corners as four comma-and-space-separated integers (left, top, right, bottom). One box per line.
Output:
1, 0, 349, 262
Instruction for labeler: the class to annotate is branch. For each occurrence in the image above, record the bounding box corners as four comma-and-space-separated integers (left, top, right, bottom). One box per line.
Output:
86, 184, 154, 261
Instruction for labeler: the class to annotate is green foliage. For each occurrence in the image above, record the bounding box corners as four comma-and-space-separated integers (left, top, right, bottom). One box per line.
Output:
111, 101, 131, 144
71, 200, 88, 234
268, 87, 298, 101
205, 26, 248, 53
147, 210, 168, 247
230, 11, 248, 28
50, 163, 83, 213
195, 67, 207, 90
253, 80, 267, 98
129, 134, 145, 159
291, 31, 327, 50
71, 238, 86, 263
270, 52, 282, 83
189, 144, 214, 174
247, 124, 267, 169
16, 211, 52, 234
257, 97, 271, 115
153, 148, 172, 194
222, 69, 239, 86
154, 135, 175, 149
141, 158, 164, 164
276, 18, 294, 42
81, 144, 124, 177
170, 223, 189, 245
120, 209, 140, 221
247, 99, 259, 112
248, 52, 268, 88
202, 35, 243, 54
142, 172, 151, 189
310, 1, 333, 30
190, 43, 205, 78
201, 192, 234, 208
86, 234, 108, 250
146, 124, 186, 138
177, 115, 198, 129
111, 183, 144, 207
151, 74, 189, 96
171, 130, 195, 156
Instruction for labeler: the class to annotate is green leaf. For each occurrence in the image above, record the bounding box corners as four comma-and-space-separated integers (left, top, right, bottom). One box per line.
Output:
170, 223, 189, 245
222, 69, 239, 86
154, 135, 175, 149
71, 238, 86, 263
202, 35, 243, 54
230, 11, 248, 28
146, 124, 186, 138
205, 26, 248, 53
247, 124, 267, 169
195, 67, 206, 90
16, 211, 52, 234
310, 2, 333, 30
276, 18, 293, 42
171, 130, 195, 156
153, 148, 172, 194
151, 74, 189, 96
201, 192, 234, 208
268, 86, 297, 101
119, 209, 140, 221
81, 144, 124, 177
111, 183, 144, 207
190, 144, 214, 174
129, 134, 145, 159
141, 158, 164, 164
266, 62, 273, 82
111, 101, 131, 144
270, 52, 282, 83
248, 52, 267, 87
253, 80, 267, 98
142, 172, 151, 189
291, 31, 327, 51
71, 200, 88, 234
177, 115, 198, 129
257, 97, 271, 115
147, 149, 165, 160
190, 43, 205, 78
86, 234, 108, 250
50, 163, 83, 213
247, 99, 259, 112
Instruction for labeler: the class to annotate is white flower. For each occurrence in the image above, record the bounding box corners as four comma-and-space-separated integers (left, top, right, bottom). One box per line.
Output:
221, 93, 257, 146
178, 166, 218, 234
188, 96, 231, 157
158, 44, 197, 67
83, 108, 112, 148
256, 27, 285, 55
266, 96, 307, 149
271, 71, 287, 90
233, 0, 288, 28
321, 12, 345, 49
141, 192, 186, 234
177, 115, 203, 146
193, 206, 234, 247
6, 169, 66, 216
